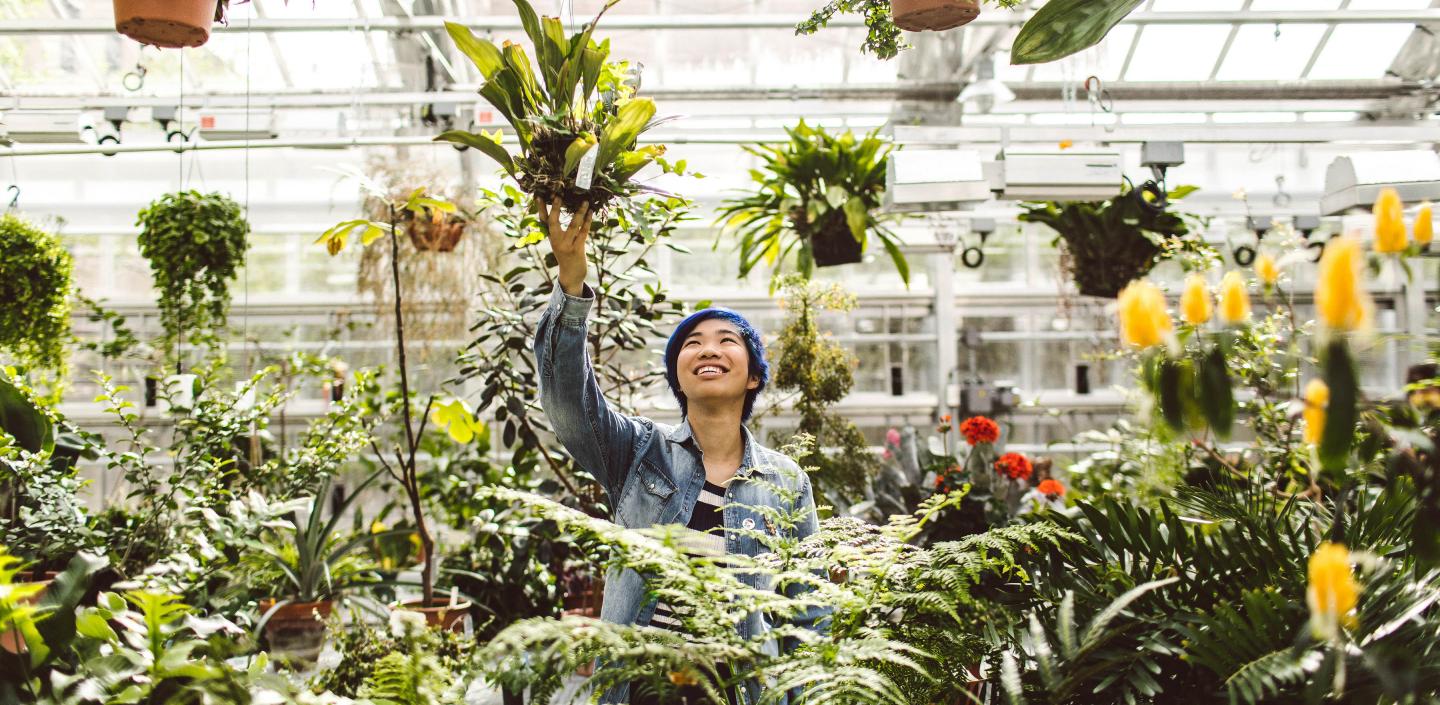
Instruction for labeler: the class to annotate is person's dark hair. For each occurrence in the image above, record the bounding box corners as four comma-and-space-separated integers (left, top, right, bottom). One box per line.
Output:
664, 308, 769, 422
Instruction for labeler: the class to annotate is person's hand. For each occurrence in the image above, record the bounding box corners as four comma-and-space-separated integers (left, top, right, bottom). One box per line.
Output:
538, 198, 591, 297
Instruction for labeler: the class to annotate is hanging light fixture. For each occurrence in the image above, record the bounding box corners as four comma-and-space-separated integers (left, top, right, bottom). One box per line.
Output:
957, 55, 1015, 114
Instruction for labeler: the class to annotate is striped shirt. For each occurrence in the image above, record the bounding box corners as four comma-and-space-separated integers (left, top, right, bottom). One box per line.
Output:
649, 480, 728, 631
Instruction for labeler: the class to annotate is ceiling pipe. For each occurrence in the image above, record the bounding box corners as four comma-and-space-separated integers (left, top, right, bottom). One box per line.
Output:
0, 81, 1427, 112
3, 120, 1437, 157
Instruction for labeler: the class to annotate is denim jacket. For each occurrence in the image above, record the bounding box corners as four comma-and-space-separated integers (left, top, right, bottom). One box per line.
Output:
535, 286, 821, 704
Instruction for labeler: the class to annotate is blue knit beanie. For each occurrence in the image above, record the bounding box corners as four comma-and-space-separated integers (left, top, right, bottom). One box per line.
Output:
664, 308, 769, 422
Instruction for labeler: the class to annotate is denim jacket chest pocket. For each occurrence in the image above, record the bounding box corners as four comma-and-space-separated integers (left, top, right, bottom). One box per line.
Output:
616, 456, 677, 529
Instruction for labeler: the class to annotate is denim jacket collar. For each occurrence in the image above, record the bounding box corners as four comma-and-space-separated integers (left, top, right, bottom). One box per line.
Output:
665, 419, 776, 477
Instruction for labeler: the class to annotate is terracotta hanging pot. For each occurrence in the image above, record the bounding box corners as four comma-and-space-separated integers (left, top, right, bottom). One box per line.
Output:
113, 0, 220, 49
404, 210, 468, 252
891, 0, 981, 32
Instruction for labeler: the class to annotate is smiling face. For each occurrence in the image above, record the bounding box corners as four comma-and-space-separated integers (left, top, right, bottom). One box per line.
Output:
675, 318, 760, 414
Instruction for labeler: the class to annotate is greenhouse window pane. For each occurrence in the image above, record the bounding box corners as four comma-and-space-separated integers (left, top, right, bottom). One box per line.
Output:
1150, 0, 1245, 10
1346, 0, 1433, 7
1215, 23, 1329, 81
1124, 25, 1232, 81
1308, 24, 1417, 78
1249, 0, 1342, 9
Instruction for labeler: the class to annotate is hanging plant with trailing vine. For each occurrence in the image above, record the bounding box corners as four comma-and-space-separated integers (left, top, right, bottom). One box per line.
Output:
135, 190, 250, 361
0, 212, 73, 371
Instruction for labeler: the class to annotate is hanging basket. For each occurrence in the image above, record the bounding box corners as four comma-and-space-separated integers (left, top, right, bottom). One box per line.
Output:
113, 0, 219, 48
1060, 231, 1163, 299
811, 210, 864, 268
891, 0, 981, 32
403, 210, 468, 252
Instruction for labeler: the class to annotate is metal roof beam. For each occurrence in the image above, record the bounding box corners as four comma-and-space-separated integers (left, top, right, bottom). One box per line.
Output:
3, 10, 1439, 34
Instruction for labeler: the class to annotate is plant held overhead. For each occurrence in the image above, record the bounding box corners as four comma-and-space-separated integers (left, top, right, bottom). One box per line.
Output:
438, 0, 686, 215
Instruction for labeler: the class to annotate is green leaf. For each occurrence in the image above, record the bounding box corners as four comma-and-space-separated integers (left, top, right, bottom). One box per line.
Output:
507, 0, 546, 56
435, 130, 517, 177
75, 611, 116, 642
1197, 347, 1235, 438
596, 98, 656, 171
0, 374, 52, 454
1319, 340, 1359, 474
562, 136, 597, 177
445, 22, 504, 79
1157, 358, 1186, 433
1011, 0, 1145, 65
842, 196, 868, 240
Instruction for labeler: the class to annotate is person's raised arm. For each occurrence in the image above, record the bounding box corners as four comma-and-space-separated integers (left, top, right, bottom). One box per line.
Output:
533, 199, 644, 499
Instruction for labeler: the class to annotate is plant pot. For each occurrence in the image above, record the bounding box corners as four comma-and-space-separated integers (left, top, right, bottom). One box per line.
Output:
811, 212, 864, 268
892, 0, 981, 32
0, 577, 53, 654
1060, 233, 1162, 299
395, 598, 472, 632
258, 599, 332, 661
561, 575, 604, 619
404, 211, 467, 252
113, 0, 218, 48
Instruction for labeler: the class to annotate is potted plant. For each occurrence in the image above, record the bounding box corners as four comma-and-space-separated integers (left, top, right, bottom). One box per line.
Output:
0, 213, 72, 374
113, 0, 290, 49
0, 372, 98, 581
797, 0, 1141, 64
135, 190, 250, 367
717, 121, 908, 285
316, 186, 468, 627
438, 0, 681, 215
797, 0, 1020, 59
251, 469, 396, 660
1018, 184, 1204, 299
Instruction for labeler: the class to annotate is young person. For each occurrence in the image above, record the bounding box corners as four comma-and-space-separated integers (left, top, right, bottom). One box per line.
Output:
532, 199, 822, 704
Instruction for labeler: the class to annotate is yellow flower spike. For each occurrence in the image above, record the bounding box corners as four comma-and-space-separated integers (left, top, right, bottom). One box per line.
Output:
1116, 280, 1173, 349
1415, 202, 1433, 248
1216, 271, 1252, 324
1255, 253, 1279, 288
1373, 187, 1408, 254
370, 520, 387, 535
1307, 542, 1359, 638
1315, 236, 1373, 333
1302, 379, 1329, 446
1179, 274, 1212, 326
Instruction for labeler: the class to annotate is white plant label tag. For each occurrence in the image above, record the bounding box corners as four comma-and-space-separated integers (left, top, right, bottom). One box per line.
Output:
576, 146, 599, 191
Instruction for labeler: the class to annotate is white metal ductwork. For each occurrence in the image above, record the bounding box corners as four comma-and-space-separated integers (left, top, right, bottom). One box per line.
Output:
1321, 150, 1440, 215
986, 149, 1125, 201
884, 149, 991, 213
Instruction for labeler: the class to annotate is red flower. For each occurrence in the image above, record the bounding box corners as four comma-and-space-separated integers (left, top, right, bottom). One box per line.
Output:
1038, 479, 1066, 497
959, 416, 1000, 445
994, 452, 1033, 481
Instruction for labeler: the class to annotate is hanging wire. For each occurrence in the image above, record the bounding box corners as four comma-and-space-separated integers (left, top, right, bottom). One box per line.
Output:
243, 0, 252, 374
